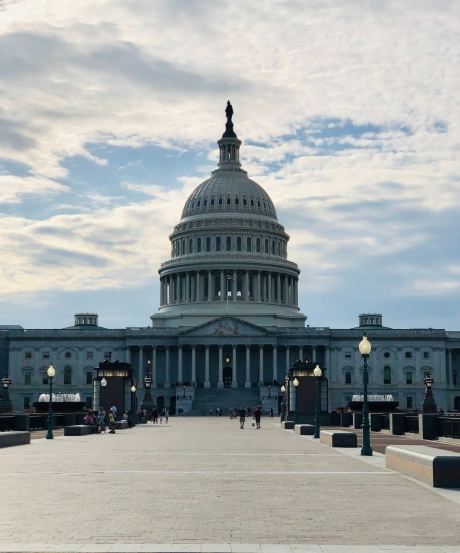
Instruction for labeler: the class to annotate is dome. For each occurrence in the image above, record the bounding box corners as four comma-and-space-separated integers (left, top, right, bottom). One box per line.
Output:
181, 171, 278, 220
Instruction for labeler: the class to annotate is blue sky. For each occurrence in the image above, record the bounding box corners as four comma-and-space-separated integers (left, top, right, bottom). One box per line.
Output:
0, 0, 459, 330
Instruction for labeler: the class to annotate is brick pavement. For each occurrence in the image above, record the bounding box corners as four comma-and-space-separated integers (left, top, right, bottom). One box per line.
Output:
1, 417, 460, 552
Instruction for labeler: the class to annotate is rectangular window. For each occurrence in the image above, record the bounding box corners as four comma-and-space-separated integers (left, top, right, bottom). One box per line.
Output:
226, 236, 231, 251
104, 352, 111, 360
42, 373, 49, 385
86, 351, 93, 359
256, 238, 261, 252
197, 238, 202, 253
423, 351, 430, 359
23, 396, 31, 410
345, 372, 352, 384
237, 237, 242, 251
405, 352, 412, 359
344, 352, 352, 359
85, 396, 93, 409
42, 352, 50, 359
383, 366, 391, 385
206, 237, 211, 252
406, 396, 413, 409
24, 371, 32, 386
406, 371, 413, 384
64, 366, 72, 385
216, 237, 221, 251
86, 372, 93, 385
25, 352, 32, 359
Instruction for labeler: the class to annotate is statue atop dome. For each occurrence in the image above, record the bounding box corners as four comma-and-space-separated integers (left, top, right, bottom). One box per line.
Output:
225, 100, 233, 121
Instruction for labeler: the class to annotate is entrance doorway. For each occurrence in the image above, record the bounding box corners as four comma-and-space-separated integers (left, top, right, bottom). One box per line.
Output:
223, 367, 232, 388
455, 396, 460, 411
157, 395, 164, 413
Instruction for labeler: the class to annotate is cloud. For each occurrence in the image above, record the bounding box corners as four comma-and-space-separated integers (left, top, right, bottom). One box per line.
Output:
0, 175, 68, 204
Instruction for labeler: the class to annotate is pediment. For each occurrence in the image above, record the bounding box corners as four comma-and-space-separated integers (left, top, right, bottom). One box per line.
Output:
180, 316, 272, 337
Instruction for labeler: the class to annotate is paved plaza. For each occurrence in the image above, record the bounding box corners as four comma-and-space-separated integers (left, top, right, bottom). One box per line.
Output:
1, 418, 460, 553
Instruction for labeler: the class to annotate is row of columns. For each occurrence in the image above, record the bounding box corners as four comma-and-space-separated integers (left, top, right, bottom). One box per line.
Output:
159, 270, 298, 307
128, 344, 321, 388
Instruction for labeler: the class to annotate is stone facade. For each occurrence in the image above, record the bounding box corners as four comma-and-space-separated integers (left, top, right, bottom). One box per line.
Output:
1, 115, 460, 413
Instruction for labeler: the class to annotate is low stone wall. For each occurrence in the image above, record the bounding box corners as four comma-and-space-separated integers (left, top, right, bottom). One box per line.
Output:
0, 431, 30, 448
320, 430, 357, 448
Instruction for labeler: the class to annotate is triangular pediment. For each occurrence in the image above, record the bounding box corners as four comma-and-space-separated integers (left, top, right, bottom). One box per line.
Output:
180, 316, 273, 337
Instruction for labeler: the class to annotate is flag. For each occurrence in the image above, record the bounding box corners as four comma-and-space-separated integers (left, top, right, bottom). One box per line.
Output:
227, 273, 235, 282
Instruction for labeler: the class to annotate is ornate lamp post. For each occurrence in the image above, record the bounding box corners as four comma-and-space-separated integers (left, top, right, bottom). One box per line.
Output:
313, 365, 322, 438
46, 364, 55, 440
422, 373, 437, 413
140, 372, 154, 419
358, 333, 373, 456
280, 385, 286, 422
131, 383, 136, 412
292, 377, 299, 425
0, 375, 13, 413
183, 385, 186, 398
268, 385, 272, 398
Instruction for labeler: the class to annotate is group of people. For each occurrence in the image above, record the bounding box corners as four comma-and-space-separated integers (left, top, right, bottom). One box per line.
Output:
83, 402, 119, 434
149, 406, 169, 424
237, 405, 262, 429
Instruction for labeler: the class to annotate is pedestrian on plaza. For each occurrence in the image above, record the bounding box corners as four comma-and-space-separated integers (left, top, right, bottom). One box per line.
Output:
239, 406, 246, 429
109, 402, 117, 420
108, 411, 116, 433
123, 410, 133, 428
151, 406, 158, 423
165, 408, 169, 423
209, 408, 213, 416
269, 407, 274, 418
254, 405, 262, 429
98, 407, 106, 433
92, 412, 99, 433
160, 411, 163, 423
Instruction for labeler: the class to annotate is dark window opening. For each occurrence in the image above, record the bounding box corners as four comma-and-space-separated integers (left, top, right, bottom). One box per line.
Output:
203, 199, 207, 207
226, 197, 231, 206
345, 372, 352, 384
264, 239, 268, 253
237, 237, 242, 251
216, 237, 221, 251
243, 198, 247, 206
64, 366, 72, 385
218, 198, 223, 206
226, 237, 231, 251
206, 237, 211, 252
406, 371, 413, 384
250, 199, 255, 207
256, 238, 261, 252
247, 237, 252, 251
383, 366, 391, 385
197, 238, 202, 252
86, 372, 93, 385
211, 198, 215, 206
189, 239, 193, 253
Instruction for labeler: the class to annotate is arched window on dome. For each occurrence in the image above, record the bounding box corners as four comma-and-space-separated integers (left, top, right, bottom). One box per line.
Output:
211, 198, 215, 206
197, 200, 201, 208
216, 237, 221, 251
250, 199, 255, 207
263, 201, 267, 209
197, 238, 202, 253
189, 238, 193, 253
237, 237, 242, 251
271, 240, 275, 254
218, 198, 223, 206
235, 197, 239, 206
257, 200, 261, 208
243, 198, 247, 206
264, 239, 269, 254
182, 240, 186, 254
247, 237, 252, 251
226, 197, 231, 206
226, 236, 231, 251
256, 238, 261, 253
177, 241, 181, 256
192, 202, 195, 209
203, 199, 207, 207
206, 237, 211, 252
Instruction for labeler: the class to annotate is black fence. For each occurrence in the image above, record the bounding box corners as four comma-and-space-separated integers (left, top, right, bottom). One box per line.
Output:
381, 414, 390, 430
404, 416, 419, 434
0, 416, 15, 432
438, 417, 460, 439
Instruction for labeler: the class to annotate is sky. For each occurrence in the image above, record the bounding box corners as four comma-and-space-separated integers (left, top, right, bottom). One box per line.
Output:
0, 0, 459, 331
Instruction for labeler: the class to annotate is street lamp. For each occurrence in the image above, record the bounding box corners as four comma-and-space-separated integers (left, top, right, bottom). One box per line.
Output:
268, 385, 271, 398
183, 385, 186, 398
46, 364, 55, 440
292, 377, 299, 425
280, 384, 286, 422
0, 375, 13, 413
422, 372, 437, 413
358, 333, 372, 456
313, 365, 322, 438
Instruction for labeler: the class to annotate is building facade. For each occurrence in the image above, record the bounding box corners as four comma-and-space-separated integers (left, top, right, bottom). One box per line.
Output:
2, 112, 460, 413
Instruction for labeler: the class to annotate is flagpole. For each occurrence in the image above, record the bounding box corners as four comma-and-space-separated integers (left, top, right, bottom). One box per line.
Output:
226, 274, 229, 315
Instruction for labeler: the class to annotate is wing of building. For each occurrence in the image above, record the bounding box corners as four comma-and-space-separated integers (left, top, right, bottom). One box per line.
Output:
2, 110, 460, 415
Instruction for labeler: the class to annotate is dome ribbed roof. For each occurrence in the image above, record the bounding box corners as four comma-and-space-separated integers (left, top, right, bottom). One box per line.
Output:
181, 169, 278, 220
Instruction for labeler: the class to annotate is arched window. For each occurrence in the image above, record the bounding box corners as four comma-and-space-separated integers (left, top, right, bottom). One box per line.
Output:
216, 237, 221, 251
191, 202, 195, 209
182, 240, 186, 254
243, 198, 247, 206
256, 238, 261, 252
271, 240, 275, 254
257, 200, 261, 208
189, 238, 193, 253
383, 366, 392, 385
203, 199, 207, 207
197, 200, 201, 208
206, 237, 211, 252
226, 197, 231, 206
226, 236, 232, 251
237, 237, 242, 251
247, 237, 252, 251
235, 197, 239, 206
263, 201, 266, 209
197, 238, 202, 253
250, 199, 255, 207
211, 198, 215, 206
218, 198, 223, 206
264, 239, 268, 253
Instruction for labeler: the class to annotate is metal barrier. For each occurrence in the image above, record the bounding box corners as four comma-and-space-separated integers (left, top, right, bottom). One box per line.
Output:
405, 416, 419, 434
0, 416, 15, 432
29, 414, 46, 430
438, 417, 460, 439
381, 414, 390, 430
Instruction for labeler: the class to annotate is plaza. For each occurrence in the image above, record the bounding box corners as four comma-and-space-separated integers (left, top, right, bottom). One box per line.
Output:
1, 418, 460, 552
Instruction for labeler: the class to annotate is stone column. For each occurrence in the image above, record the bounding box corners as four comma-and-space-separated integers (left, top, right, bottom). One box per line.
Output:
447, 348, 453, 385
151, 346, 157, 387
160, 278, 164, 306
218, 345, 224, 388
138, 346, 144, 388
176, 274, 181, 303
191, 346, 196, 385
178, 345, 183, 384
204, 346, 210, 388
284, 276, 288, 304
277, 273, 281, 303
207, 271, 212, 301
169, 276, 173, 304
185, 273, 190, 302
196, 273, 201, 302
125, 346, 131, 364
272, 346, 277, 384
299, 346, 303, 362
165, 347, 170, 388
325, 346, 331, 372
268, 273, 272, 302
232, 345, 237, 387
245, 345, 251, 388
312, 346, 316, 363
259, 346, 264, 384
285, 345, 290, 371
219, 270, 224, 301
245, 271, 249, 301
257, 271, 261, 302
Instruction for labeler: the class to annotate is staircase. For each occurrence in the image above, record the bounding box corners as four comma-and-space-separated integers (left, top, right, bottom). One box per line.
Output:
187, 387, 261, 416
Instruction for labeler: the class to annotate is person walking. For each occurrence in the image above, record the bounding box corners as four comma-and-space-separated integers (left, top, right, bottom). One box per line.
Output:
98, 407, 106, 433
109, 402, 117, 420
254, 405, 262, 429
108, 411, 116, 433
269, 407, 274, 418
151, 406, 158, 423
165, 408, 169, 424
239, 406, 246, 429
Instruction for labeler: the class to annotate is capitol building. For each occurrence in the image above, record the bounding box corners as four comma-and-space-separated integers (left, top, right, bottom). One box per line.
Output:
2, 107, 460, 415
